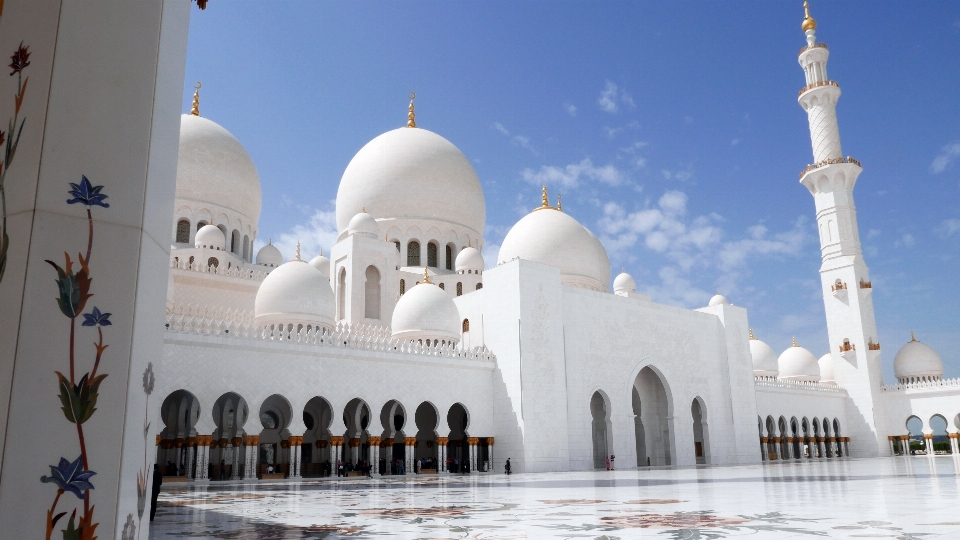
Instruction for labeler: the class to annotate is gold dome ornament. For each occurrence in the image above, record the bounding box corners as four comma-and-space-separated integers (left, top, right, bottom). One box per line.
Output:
190, 81, 201, 116
406, 91, 417, 128
802, 1, 817, 32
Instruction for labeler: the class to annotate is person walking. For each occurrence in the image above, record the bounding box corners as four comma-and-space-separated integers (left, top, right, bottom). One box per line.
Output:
504, 458, 512, 475
150, 463, 163, 521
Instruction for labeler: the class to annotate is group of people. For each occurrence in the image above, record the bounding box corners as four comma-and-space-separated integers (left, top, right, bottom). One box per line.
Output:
336, 459, 373, 477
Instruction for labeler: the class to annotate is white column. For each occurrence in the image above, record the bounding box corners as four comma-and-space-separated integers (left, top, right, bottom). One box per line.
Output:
468, 438, 478, 473
924, 435, 934, 455
888, 436, 897, 456
332, 438, 342, 474
808, 439, 817, 459
405, 438, 415, 475
760, 439, 768, 461
185, 441, 196, 479
370, 439, 381, 476
899, 437, 909, 456
230, 438, 242, 479
438, 438, 448, 473
817, 438, 826, 459
487, 438, 494, 473
195, 439, 210, 480
843, 438, 850, 457
383, 439, 394, 474
785, 439, 794, 459
289, 438, 302, 478
950, 435, 959, 455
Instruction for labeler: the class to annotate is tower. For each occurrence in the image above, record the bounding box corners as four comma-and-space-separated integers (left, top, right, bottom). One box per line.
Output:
796, 2, 885, 456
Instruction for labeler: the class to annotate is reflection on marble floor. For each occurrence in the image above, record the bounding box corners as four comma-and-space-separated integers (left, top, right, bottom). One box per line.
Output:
150, 457, 960, 539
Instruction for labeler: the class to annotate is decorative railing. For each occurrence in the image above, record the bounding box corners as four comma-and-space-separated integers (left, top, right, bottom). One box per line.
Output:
882, 377, 960, 392
170, 257, 270, 282
831, 281, 847, 292
859, 279, 872, 289
868, 340, 881, 351
839, 340, 855, 352
799, 42, 828, 55
163, 305, 497, 362
798, 79, 839, 97
754, 376, 845, 393
799, 156, 861, 179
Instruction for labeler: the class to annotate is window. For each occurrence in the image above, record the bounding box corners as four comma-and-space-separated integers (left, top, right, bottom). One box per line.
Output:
207, 257, 219, 268
400, 279, 405, 295
462, 319, 469, 332
196, 221, 207, 231
243, 235, 250, 261
445, 245, 453, 270
407, 241, 420, 267
231, 230, 240, 254
176, 219, 190, 243
476, 283, 483, 290
364, 266, 380, 319
337, 268, 346, 320
456, 282, 462, 296
394, 241, 401, 252
439, 283, 445, 290
427, 242, 438, 267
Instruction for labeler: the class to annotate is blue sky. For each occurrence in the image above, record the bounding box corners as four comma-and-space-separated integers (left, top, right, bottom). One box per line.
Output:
183, 1, 960, 382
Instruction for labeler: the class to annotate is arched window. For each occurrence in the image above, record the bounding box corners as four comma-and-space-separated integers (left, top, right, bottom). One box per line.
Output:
394, 241, 401, 252
176, 219, 190, 243
243, 235, 250, 261
445, 244, 453, 270
207, 257, 219, 268
476, 283, 483, 290
337, 268, 346, 320
407, 241, 420, 267
231, 230, 240, 254
400, 279, 405, 295
439, 283, 445, 290
196, 221, 207, 231
427, 242, 438, 267
364, 265, 380, 319
462, 319, 469, 332
456, 282, 462, 296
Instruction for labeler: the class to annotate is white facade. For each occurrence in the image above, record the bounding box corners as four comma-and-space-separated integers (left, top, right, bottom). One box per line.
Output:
153, 9, 960, 484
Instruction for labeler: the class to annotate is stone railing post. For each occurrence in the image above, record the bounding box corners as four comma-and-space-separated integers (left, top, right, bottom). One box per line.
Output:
437, 437, 449, 473
367, 437, 381, 476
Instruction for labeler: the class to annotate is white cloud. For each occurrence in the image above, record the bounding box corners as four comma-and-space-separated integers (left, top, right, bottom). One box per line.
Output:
603, 126, 624, 139
936, 218, 960, 238
260, 206, 339, 264
492, 122, 538, 155
731, 138, 740, 146
930, 142, 960, 174
597, 80, 635, 114
661, 166, 694, 183
895, 233, 915, 248
521, 158, 626, 189
867, 228, 881, 239
564, 103, 577, 117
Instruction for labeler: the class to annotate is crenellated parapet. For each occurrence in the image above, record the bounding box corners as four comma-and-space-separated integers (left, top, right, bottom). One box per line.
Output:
754, 376, 846, 394
881, 377, 960, 393
170, 256, 270, 281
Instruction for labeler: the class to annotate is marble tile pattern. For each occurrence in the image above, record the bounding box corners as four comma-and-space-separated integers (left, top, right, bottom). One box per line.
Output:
151, 457, 960, 539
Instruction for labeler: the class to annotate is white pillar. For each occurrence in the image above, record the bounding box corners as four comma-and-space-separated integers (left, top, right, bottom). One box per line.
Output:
817, 438, 826, 459
899, 437, 909, 456
950, 434, 959, 455
405, 438, 415, 475
487, 438, 494, 473
383, 438, 394, 474
195, 438, 210, 480
808, 438, 817, 459
785, 438, 794, 459
924, 435, 934, 455
230, 437, 242, 479
888, 436, 897, 456
438, 438, 448, 473
289, 438, 302, 478
760, 438, 768, 461
370, 438, 381, 476
332, 437, 343, 474
185, 440, 196, 479
468, 438, 478, 473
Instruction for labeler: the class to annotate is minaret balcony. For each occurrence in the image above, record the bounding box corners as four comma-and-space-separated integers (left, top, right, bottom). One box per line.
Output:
799, 156, 861, 180
831, 279, 847, 300
799, 42, 828, 56
798, 79, 839, 97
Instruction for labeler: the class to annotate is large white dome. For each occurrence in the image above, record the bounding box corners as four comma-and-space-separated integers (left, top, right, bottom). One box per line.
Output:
391, 279, 461, 344
818, 353, 835, 383
254, 260, 334, 331
176, 114, 262, 226
455, 246, 484, 273
498, 204, 610, 291
749, 334, 779, 377
893, 334, 943, 383
335, 127, 485, 238
308, 252, 331, 279
613, 271, 636, 295
195, 224, 225, 250
778, 341, 821, 382
256, 242, 283, 267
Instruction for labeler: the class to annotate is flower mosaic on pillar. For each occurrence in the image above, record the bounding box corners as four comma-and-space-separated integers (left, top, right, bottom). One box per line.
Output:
486, 437, 495, 473
231, 437, 242, 479
437, 437, 448, 473
405, 437, 417, 474
467, 437, 479, 473
244, 436, 259, 479
367, 437, 381, 476
288, 436, 303, 478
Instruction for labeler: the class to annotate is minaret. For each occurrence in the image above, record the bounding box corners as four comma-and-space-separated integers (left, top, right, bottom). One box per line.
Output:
797, 2, 884, 456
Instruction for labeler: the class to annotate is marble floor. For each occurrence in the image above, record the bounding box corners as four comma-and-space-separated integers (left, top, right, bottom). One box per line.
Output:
150, 457, 960, 539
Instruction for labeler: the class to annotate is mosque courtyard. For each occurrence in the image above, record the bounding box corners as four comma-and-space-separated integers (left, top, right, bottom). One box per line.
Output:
150, 457, 960, 539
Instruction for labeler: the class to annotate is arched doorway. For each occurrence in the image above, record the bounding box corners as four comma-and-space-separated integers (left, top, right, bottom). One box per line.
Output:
337, 267, 347, 320
930, 415, 949, 454
778, 416, 789, 459
380, 399, 407, 475
211, 392, 249, 480
446, 403, 470, 473
158, 390, 200, 477
590, 391, 612, 469
258, 394, 293, 477
343, 398, 371, 471
364, 265, 380, 319
302, 396, 334, 476
633, 366, 672, 466
791, 417, 801, 459
632, 387, 647, 466
691, 398, 709, 464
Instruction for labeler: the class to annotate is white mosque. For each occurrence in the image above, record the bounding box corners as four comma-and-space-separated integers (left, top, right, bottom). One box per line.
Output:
154, 6, 960, 481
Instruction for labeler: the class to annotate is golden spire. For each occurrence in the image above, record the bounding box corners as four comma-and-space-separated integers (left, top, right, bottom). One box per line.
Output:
422, 266, 431, 284
792, 336, 798, 347
534, 185, 557, 211
557, 193, 562, 212
295, 241, 302, 261
749, 328, 755, 340
910, 331, 917, 342
407, 91, 417, 128
319, 248, 323, 257
802, 1, 817, 32
190, 81, 201, 116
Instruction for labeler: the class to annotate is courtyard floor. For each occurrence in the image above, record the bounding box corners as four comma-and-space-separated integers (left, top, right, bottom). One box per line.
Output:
150, 456, 960, 539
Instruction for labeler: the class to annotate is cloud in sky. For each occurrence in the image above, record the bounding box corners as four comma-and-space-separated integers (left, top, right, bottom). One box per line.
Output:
257, 205, 340, 264
597, 80, 635, 114
936, 218, 960, 238
564, 103, 577, 117
493, 122, 538, 155
930, 142, 960, 173
521, 158, 626, 189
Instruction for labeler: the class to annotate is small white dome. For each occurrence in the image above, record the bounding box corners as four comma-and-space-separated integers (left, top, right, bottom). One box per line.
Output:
256, 242, 283, 267
176, 115, 261, 225
778, 341, 821, 382
308, 252, 331, 279
347, 211, 380, 238
498, 203, 610, 292
391, 279, 461, 344
708, 293, 729, 307
254, 260, 334, 330
613, 271, 636, 294
195, 224, 225, 250
893, 334, 943, 383
749, 335, 779, 377
818, 353, 835, 383
455, 246, 484, 272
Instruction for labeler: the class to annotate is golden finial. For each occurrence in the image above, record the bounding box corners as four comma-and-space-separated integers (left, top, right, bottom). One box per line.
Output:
190, 81, 201, 116
910, 331, 917, 342
319, 248, 323, 257
422, 266, 431, 284
295, 241, 302, 261
557, 193, 562, 212
792, 336, 798, 347
802, 1, 817, 32
749, 328, 755, 340
534, 185, 555, 211
407, 92, 417, 128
